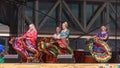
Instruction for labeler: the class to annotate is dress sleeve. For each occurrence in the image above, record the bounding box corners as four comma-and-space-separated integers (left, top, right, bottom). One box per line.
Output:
96, 32, 100, 37
105, 32, 109, 38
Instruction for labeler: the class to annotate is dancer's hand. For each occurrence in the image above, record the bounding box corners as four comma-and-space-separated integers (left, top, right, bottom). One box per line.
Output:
57, 37, 60, 39
96, 37, 102, 40
9, 37, 15, 44
86, 38, 90, 40
19, 37, 24, 39
26, 38, 31, 39
86, 36, 92, 40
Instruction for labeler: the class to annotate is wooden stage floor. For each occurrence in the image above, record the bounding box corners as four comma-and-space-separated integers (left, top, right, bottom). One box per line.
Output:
0, 64, 119, 68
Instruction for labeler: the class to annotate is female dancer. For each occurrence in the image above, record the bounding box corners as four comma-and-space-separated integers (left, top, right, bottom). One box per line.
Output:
57, 22, 73, 54
53, 27, 61, 39
9, 24, 38, 62
87, 26, 109, 42
86, 26, 111, 62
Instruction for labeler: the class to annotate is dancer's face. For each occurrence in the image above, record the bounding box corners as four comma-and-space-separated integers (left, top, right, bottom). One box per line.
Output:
62, 23, 66, 30
56, 27, 60, 33
29, 24, 35, 31
101, 26, 107, 32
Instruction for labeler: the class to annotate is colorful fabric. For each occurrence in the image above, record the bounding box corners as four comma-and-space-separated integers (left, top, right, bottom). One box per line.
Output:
11, 31, 38, 62
58, 29, 71, 48
96, 32, 109, 42
47, 46, 58, 58
0, 44, 4, 63
57, 39, 68, 48
59, 29, 73, 54
22, 31, 37, 48
86, 38, 111, 62
38, 37, 73, 59
0, 44, 3, 54
60, 29, 70, 39
0, 57, 4, 63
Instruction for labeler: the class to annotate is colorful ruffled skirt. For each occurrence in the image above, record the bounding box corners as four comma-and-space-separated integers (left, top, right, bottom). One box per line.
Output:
10, 37, 38, 62
86, 38, 111, 62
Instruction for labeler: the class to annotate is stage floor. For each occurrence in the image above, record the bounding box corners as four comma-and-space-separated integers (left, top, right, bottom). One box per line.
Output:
0, 64, 119, 68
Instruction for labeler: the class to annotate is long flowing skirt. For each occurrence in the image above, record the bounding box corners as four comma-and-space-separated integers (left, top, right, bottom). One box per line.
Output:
10, 37, 38, 62
86, 38, 111, 62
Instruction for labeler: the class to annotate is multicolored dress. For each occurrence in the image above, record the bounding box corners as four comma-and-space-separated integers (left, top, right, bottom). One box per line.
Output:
60, 29, 70, 39
0, 44, 4, 63
96, 32, 109, 42
57, 29, 70, 48
86, 32, 111, 62
10, 31, 38, 62
57, 29, 73, 54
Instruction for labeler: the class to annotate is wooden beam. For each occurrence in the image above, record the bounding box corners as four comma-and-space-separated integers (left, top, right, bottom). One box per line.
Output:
38, 0, 60, 30
62, 0, 84, 32
106, 1, 109, 24
109, 3, 120, 18
30, 0, 120, 4
33, 0, 39, 29
83, 1, 87, 32
58, 0, 62, 26
86, 3, 106, 30
24, 14, 33, 25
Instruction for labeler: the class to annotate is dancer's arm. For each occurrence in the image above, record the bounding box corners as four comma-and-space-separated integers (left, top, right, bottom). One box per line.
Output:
86, 35, 96, 40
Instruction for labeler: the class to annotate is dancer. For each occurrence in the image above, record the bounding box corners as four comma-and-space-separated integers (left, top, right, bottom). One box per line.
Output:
57, 22, 73, 54
38, 37, 59, 63
38, 38, 47, 62
9, 24, 38, 62
86, 26, 111, 62
58, 22, 70, 47
53, 27, 61, 39
87, 26, 109, 42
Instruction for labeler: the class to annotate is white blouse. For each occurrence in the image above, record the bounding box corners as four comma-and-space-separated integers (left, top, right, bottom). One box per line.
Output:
53, 33, 60, 39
